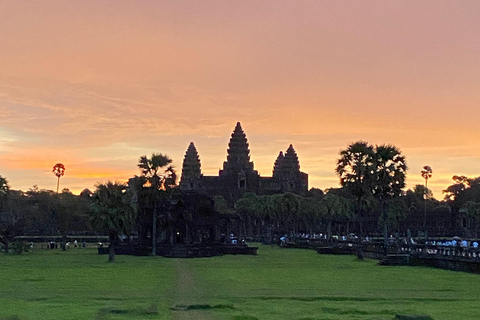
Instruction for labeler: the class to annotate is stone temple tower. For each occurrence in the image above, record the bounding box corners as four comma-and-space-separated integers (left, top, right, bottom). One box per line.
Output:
221, 122, 254, 174
179, 122, 308, 204
272, 144, 307, 193
180, 142, 202, 190
219, 122, 259, 191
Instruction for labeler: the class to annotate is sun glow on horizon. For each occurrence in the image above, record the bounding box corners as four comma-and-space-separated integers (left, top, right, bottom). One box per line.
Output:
1, 1, 480, 199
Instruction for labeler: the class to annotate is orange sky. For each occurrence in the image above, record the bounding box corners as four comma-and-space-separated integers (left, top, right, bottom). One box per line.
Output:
1, 1, 480, 198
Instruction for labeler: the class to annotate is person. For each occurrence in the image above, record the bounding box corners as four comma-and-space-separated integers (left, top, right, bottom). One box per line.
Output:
280, 235, 287, 247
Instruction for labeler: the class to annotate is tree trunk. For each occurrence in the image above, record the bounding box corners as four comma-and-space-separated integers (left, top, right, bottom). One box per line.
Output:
3, 241, 9, 254
327, 219, 332, 243
357, 200, 364, 260
382, 199, 388, 255
62, 234, 67, 251
108, 233, 115, 262
257, 219, 261, 241
152, 201, 157, 256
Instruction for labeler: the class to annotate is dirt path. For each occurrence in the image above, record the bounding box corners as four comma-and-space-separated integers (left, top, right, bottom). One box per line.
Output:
171, 259, 215, 320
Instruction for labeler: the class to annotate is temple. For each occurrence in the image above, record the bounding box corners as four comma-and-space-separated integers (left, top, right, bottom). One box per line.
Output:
180, 122, 308, 205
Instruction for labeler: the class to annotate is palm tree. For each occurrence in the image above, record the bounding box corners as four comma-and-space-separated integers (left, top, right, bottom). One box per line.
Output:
90, 181, 136, 262
421, 166, 432, 233
52, 163, 65, 193
335, 141, 375, 259
137, 153, 175, 255
373, 144, 407, 252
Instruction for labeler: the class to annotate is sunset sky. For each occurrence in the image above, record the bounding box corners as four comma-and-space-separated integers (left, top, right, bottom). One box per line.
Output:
1, 1, 480, 199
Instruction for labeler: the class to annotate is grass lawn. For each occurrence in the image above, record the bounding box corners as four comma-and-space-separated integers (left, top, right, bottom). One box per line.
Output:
1, 244, 479, 320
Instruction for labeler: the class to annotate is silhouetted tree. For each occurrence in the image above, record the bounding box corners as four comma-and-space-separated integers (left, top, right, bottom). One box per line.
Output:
55, 190, 91, 250
335, 141, 375, 258
373, 144, 407, 251
52, 163, 65, 193
318, 193, 344, 240
137, 153, 176, 255
421, 166, 433, 233
90, 182, 136, 262
462, 201, 480, 237
0, 177, 24, 253
444, 176, 480, 235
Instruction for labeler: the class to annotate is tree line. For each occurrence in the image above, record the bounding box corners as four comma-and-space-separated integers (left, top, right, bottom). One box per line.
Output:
2, 141, 480, 260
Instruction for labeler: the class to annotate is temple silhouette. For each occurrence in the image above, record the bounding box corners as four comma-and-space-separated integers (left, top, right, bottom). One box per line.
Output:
180, 122, 308, 205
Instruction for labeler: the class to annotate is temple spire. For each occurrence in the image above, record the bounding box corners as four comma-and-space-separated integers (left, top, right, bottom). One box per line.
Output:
226, 122, 250, 165
222, 122, 254, 174
283, 144, 301, 177
273, 151, 284, 178
181, 142, 201, 183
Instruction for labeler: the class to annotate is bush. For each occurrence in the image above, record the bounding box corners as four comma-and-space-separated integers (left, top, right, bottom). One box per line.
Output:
13, 241, 29, 255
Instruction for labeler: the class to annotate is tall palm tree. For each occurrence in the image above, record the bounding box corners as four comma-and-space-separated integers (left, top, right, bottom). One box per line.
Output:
137, 153, 175, 256
373, 144, 407, 252
90, 181, 135, 262
335, 141, 375, 258
52, 163, 65, 193
421, 166, 433, 233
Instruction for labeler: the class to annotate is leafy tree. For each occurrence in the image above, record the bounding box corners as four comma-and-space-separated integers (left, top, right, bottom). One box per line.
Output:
413, 184, 433, 199
55, 190, 91, 250
443, 175, 480, 234
90, 182, 136, 262
461, 201, 480, 237
255, 195, 276, 243
236, 192, 258, 237
0, 210, 25, 254
321, 192, 351, 240
378, 198, 408, 234
271, 193, 301, 236
0, 177, 25, 253
214, 195, 233, 215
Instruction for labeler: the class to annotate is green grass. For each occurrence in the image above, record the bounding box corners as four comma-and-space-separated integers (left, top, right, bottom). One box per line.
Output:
1, 245, 479, 320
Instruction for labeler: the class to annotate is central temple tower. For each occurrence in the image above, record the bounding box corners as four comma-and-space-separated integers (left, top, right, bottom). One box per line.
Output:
219, 122, 259, 190
179, 122, 308, 205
